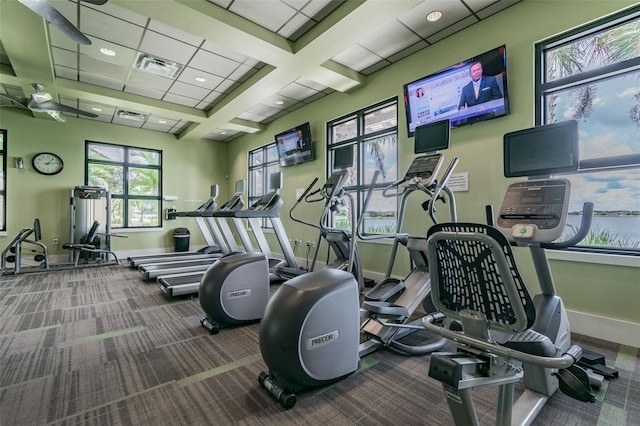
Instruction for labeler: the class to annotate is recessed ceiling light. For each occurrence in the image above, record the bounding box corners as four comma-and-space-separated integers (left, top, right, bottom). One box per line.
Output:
220, 131, 227, 135
158, 119, 167, 124
275, 100, 284, 105
100, 48, 116, 56
91, 107, 102, 112
426, 10, 443, 22
194, 76, 207, 82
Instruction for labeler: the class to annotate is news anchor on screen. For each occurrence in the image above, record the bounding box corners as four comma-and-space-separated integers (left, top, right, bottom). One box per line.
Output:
458, 61, 503, 109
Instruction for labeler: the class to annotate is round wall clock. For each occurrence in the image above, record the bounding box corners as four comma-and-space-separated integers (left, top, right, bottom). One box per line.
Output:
32, 152, 64, 175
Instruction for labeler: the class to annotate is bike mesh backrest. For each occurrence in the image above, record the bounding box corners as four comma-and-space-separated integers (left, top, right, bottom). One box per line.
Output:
426, 223, 536, 333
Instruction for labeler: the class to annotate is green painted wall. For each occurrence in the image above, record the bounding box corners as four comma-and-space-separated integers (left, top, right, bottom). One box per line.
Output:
226, 0, 640, 325
1, 108, 228, 254
0, 1, 637, 326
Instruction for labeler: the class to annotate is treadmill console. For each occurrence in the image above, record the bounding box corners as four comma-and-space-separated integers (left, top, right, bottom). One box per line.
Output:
217, 195, 243, 212
496, 178, 571, 243
402, 153, 443, 187
250, 191, 279, 211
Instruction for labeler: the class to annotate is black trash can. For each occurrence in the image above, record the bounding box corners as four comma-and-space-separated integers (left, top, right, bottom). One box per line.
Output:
173, 227, 190, 252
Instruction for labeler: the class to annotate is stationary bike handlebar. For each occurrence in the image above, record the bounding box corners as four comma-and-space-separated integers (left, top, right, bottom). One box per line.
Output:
422, 313, 582, 369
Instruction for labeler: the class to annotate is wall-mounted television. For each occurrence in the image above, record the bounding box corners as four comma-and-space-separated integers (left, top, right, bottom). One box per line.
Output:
275, 122, 314, 167
414, 119, 450, 154
503, 120, 579, 178
403, 45, 509, 136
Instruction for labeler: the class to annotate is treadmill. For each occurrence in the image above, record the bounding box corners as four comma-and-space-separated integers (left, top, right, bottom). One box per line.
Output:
158, 174, 295, 296
127, 186, 222, 268
155, 180, 248, 296
138, 181, 246, 281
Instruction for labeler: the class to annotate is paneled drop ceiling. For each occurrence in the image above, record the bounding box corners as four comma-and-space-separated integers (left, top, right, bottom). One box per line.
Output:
0, 0, 521, 142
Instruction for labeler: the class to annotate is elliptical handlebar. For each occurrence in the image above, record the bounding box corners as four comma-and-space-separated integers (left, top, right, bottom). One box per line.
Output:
289, 178, 322, 230
541, 201, 594, 249
426, 158, 459, 224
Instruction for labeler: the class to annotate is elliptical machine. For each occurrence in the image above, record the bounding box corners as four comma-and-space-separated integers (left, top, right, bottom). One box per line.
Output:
422, 120, 600, 426
258, 119, 461, 408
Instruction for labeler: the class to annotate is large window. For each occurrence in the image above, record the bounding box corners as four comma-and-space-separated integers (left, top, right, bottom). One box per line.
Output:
248, 142, 280, 228
0, 129, 6, 232
86, 141, 162, 228
327, 99, 398, 234
535, 6, 640, 253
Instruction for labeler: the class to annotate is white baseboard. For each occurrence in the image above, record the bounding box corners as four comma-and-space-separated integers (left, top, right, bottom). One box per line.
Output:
567, 310, 640, 348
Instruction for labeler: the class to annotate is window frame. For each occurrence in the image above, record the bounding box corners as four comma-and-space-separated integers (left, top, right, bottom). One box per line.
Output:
248, 142, 280, 229
326, 98, 399, 236
0, 129, 6, 233
535, 5, 640, 255
85, 140, 163, 229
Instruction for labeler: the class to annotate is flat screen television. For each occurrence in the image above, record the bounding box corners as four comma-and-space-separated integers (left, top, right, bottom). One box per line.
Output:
503, 120, 579, 178
414, 119, 450, 154
275, 122, 314, 167
403, 45, 509, 135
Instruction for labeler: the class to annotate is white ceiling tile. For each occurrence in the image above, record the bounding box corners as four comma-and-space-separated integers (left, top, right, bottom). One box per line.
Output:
139, 31, 198, 65
124, 85, 165, 100
79, 56, 130, 80
142, 122, 174, 132
358, 20, 421, 59
162, 92, 200, 107
237, 111, 268, 122
148, 20, 204, 47
52, 47, 77, 69
260, 94, 296, 110
201, 40, 250, 63
188, 49, 241, 77
202, 91, 225, 104
78, 100, 116, 116
427, 15, 478, 44
79, 71, 125, 91
246, 103, 281, 117
229, 0, 297, 32
301, 0, 339, 20
113, 116, 145, 127
214, 79, 240, 94
168, 81, 211, 100
177, 67, 224, 89
147, 115, 179, 126
81, 2, 148, 26
332, 45, 382, 72
127, 69, 174, 91
227, 63, 254, 82
398, 1, 471, 39
79, 39, 138, 68
81, 7, 145, 50
282, 0, 310, 12
55, 65, 78, 81
277, 12, 311, 39
277, 82, 319, 101
296, 77, 327, 91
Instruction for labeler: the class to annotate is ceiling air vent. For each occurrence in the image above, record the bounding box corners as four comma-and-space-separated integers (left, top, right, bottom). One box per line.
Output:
116, 110, 146, 121
134, 53, 183, 78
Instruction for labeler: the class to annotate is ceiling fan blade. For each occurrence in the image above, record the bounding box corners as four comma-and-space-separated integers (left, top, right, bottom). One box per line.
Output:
45, 110, 67, 122
18, 0, 91, 45
33, 101, 99, 118
0, 92, 30, 109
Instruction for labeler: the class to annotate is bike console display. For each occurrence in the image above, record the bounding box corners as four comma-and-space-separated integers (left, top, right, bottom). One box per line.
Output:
496, 178, 571, 243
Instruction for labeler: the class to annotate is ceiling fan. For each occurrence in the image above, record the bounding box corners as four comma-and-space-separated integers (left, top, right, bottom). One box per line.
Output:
18, 0, 108, 45
0, 83, 98, 122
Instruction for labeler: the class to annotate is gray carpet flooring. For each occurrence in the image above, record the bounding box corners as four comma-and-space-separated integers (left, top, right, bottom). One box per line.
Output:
0, 264, 638, 425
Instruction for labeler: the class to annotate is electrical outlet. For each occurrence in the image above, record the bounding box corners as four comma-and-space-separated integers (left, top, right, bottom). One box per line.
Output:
52, 237, 59, 245
307, 241, 315, 248
294, 239, 302, 246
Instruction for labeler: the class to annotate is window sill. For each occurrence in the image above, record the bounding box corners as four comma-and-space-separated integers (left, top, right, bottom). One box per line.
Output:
547, 249, 640, 267
112, 227, 164, 233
